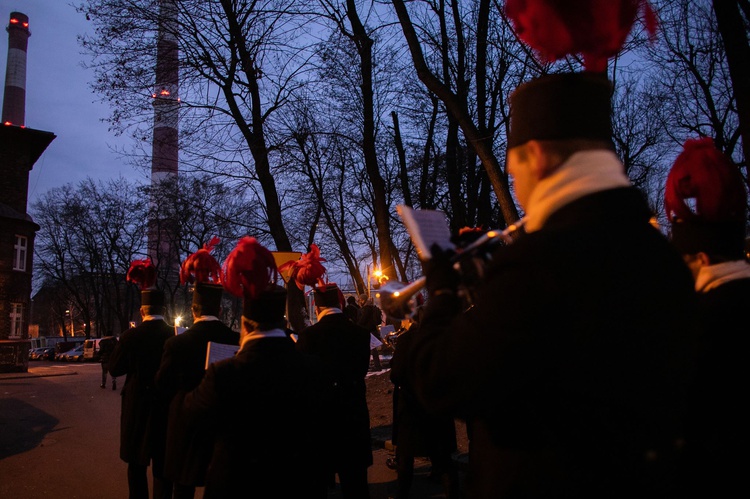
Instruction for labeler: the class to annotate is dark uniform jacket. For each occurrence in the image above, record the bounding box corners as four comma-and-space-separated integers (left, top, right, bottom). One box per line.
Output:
682, 276, 750, 497
109, 318, 174, 468
296, 313, 374, 470
155, 319, 239, 486
181, 335, 327, 499
390, 324, 457, 458
357, 303, 382, 337
409, 187, 700, 499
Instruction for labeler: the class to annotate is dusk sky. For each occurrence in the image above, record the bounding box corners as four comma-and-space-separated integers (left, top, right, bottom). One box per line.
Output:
1, 0, 143, 207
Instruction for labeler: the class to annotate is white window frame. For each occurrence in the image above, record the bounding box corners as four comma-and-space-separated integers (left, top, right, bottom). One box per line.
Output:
13, 235, 27, 271
10, 303, 24, 338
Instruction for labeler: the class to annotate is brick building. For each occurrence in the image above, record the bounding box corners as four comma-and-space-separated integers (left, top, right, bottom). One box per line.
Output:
0, 11, 56, 370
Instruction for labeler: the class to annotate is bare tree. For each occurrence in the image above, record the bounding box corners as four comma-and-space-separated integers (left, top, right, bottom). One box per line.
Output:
712, 0, 750, 178
391, 0, 521, 228
646, 1, 743, 160
78, 0, 323, 329
32, 178, 147, 336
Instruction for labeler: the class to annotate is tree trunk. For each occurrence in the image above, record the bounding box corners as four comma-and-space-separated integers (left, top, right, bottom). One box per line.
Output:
713, 0, 750, 178
392, 0, 520, 226
347, 0, 397, 281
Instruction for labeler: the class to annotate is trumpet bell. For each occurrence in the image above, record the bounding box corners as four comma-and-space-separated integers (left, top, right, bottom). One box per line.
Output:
376, 278, 425, 321
383, 327, 406, 348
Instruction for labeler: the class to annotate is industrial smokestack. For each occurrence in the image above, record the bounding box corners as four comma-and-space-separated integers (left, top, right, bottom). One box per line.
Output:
2, 11, 29, 127
148, 0, 180, 280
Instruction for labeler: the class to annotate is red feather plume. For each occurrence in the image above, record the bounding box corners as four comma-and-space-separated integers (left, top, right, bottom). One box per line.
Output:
278, 243, 327, 291
665, 137, 746, 223
126, 258, 157, 290
222, 237, 279, 300
180, 236, 223, 285
505, 0, 658, 72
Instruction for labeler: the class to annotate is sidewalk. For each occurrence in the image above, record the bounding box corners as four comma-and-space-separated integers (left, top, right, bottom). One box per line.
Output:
0, 363, 80, 380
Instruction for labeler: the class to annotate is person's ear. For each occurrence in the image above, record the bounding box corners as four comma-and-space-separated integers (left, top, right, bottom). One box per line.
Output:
525, 140, 558, 178
695, 251, 712, 266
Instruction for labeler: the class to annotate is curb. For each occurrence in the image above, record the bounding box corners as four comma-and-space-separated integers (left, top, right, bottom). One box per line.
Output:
0, 370, 79, 381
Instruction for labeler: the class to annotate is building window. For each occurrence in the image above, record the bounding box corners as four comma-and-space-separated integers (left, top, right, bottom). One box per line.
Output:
13, 235, 27, 271
10, 303, 24, 338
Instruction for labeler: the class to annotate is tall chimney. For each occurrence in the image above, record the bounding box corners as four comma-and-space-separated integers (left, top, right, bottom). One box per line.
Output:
148, 0, 180, 282
2, 12, 29, 126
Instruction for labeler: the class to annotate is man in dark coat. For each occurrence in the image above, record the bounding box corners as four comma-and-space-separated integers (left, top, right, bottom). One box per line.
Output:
343, 295, 360, 323
99, 335, 118, 390
180, 236, 328, 499
406, 10, 700, 496
357, 293, 383, 370
664, 137, 750, 498
390, 306, 459, 499
110, 266, 174, 499
156, 279, 239, 499
297, 282, 374, 499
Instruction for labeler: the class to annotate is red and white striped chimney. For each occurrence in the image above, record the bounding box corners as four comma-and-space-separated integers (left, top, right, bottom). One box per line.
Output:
2, 11, 29, 127
148, 0, 180, 274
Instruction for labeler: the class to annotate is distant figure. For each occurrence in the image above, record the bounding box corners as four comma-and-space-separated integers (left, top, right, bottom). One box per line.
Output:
180, 237, 328, 498
156, 240, 239, 499
109, 259, 174, 499
98, 336, 118, 390
357, 293, 383, 370
343, 295, 360, 323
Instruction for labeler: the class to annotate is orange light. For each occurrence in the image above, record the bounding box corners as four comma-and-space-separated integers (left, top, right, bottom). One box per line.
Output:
9, 18, 18, 24
3, 121, 12, 126
23, 22, 29, 28
160, 89, 170, 96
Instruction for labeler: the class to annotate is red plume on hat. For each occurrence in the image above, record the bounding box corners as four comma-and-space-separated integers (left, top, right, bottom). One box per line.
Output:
180, 236, 223, 285
665, 137, 746, 223
505, 0, 658, 72
222, 237, 279, 300
127, 258, 157, 290
278, 243, 328, 291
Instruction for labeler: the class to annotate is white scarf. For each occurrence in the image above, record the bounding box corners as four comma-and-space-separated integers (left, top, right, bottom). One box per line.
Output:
316, 307, 342, 320
240, 327, 288, 351
694, 260, 750, 292
525, 150, 632, 233
193, 315, 219, 323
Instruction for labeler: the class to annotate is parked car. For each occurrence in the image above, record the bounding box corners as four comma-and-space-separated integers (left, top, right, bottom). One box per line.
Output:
39, 347, 57, 361
59, 344, 85, 362
29, 347, 56, 361
54, 341, 85, 361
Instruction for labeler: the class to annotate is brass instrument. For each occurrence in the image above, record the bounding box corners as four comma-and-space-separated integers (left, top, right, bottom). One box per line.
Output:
382, 327, 407, 348
377, 218, 526, 320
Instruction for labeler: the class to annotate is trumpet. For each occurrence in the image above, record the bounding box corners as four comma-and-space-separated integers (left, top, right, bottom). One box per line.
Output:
376, 218, 526, 320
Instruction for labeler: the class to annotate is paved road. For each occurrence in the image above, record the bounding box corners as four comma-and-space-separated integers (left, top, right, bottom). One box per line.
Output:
1, 362, 462, 498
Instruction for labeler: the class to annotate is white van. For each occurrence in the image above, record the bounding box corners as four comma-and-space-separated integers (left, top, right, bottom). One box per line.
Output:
83, 338, 102, 361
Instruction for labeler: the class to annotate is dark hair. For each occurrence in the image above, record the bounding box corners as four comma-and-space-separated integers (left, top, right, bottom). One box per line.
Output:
141, 305, 166, 316
347, 295, 357, 305
243, 316, 286, 333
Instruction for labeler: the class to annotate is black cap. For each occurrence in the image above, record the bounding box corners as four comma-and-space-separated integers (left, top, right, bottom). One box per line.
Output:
671, 219, 746, 260
141, 289, 165, 307
193, 282, 224, 314
313, 283, 343, 309
243, 284, 287, 323
508, 72, 613, 149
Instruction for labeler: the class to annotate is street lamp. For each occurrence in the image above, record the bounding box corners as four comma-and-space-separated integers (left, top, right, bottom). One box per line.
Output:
65, 309, 72, 336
